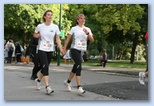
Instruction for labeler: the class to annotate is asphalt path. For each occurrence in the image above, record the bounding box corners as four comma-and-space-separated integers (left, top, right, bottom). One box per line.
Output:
4, 63, 148, 100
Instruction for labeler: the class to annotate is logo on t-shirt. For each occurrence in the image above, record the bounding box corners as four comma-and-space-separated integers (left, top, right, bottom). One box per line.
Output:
50, 30, 54, 32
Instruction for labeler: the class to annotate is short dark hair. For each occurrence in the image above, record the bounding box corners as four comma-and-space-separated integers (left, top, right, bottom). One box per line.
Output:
76, 14, 85, 25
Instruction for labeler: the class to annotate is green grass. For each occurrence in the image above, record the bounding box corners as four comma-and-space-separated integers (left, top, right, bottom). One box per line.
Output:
53, 59, 147, 69
105, 60, 146, 69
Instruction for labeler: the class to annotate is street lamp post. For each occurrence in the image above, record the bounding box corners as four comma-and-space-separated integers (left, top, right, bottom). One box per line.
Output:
57, 4, 62, 66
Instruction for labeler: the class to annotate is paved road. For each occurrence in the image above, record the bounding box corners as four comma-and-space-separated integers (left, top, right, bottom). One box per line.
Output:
4, 63, 148, 100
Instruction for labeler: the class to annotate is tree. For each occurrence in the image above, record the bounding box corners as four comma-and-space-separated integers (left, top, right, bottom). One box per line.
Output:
4, 4, 147, 62
4, 4, 45, 48
4, 4, 72, 48
65, 4, 146, 62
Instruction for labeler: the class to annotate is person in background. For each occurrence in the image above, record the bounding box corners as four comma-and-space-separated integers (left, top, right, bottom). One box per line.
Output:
139, 32, 148, 85
12, 41, 16, 62
24, 47, 30, 64
7, 39, 15, 64
4, 41, 8, 63
15, 42, 22, 64
102, 49, 108, 68
20, 44, 24, 56
63, 14, 94, 94
34, 10, 64, 94
27, 36, 41, 80
19, 44, 25, 63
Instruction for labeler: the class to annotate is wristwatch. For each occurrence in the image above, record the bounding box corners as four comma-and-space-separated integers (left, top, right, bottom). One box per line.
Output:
86, 32, 89, 35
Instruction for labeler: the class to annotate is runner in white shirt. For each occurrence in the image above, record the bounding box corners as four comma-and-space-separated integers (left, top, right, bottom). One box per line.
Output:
63, 14, 94, 94
34, 10, 64, 94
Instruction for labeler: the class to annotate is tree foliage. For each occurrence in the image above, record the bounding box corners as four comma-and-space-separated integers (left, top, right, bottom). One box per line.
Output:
4, 4, 148, 63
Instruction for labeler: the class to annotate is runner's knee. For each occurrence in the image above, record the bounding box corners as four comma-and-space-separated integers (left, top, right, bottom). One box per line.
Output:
40, 64, 49, 76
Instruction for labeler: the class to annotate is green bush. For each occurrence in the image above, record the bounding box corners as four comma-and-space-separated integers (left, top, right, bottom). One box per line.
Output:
89, 49, 99, 56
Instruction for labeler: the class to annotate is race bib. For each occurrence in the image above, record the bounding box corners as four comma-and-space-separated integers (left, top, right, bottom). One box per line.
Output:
41, 41, 52, 50
76, 40, 86, 50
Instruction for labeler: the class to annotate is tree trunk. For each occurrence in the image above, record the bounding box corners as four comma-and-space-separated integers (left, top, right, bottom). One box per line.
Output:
130, 32, 139, 64
22, 32, 26, 50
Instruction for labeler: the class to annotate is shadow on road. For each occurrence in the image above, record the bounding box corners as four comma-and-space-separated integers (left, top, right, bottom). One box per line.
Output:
83, 81, 148, 100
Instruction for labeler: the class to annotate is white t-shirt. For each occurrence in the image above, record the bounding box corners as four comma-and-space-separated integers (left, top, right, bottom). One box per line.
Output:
69, 25, 93, 51
6, 41, 16, 57
35, 23, 60, 52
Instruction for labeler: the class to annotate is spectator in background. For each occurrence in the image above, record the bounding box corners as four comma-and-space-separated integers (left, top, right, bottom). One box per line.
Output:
4, 41, 8, 63
19, 44, 25, 63
26, 36, 41, 80
12, 41, 16, 62
24, 46, 30, 64
15, 42, 22, 64
20, 44, 24, 56
4, 40, 10, 63
7, 39, 15, 64
102, 49, 107, 68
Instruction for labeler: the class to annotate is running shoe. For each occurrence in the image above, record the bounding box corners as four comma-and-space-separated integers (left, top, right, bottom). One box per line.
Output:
46, 86, 54, 94
64, 80, 72, 91
78, 86, 85, 94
